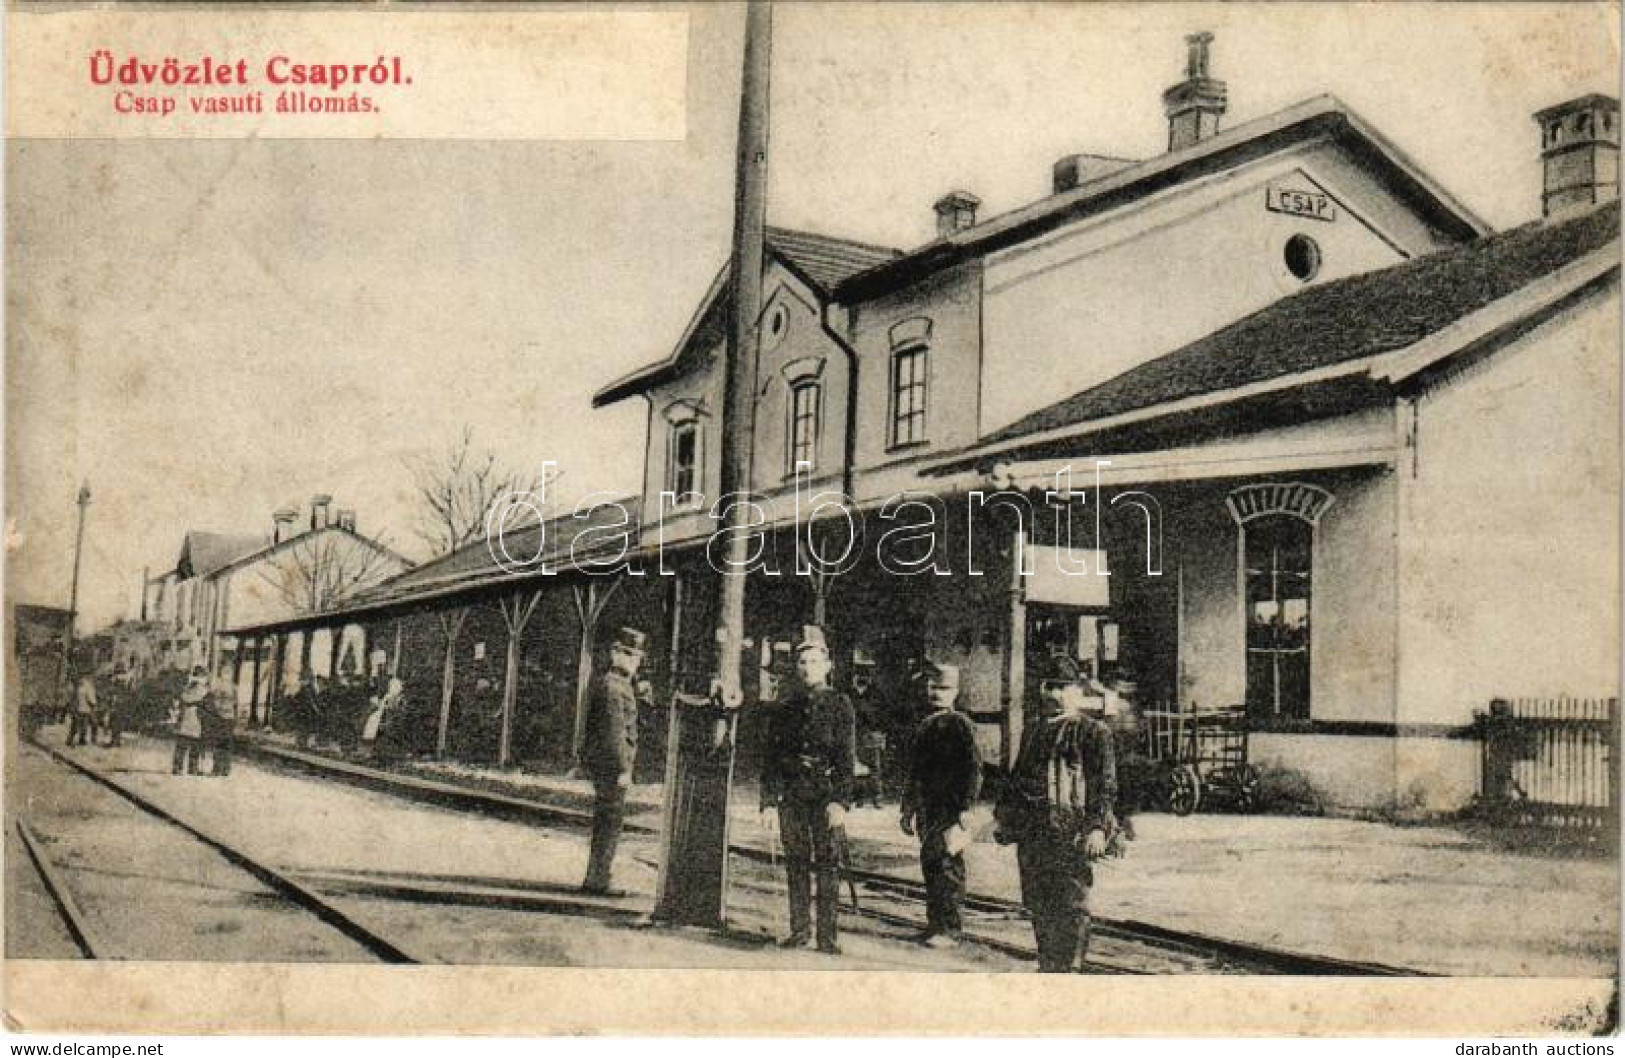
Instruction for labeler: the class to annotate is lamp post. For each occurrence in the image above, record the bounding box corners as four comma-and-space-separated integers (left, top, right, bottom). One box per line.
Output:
63, 481, 91, 686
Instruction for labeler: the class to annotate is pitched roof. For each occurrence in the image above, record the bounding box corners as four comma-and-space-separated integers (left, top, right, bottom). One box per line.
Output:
836, 96, 1489, 301
358, 496, 643, 604
592, 229, 900, 408
973, 200, 1620, 451
766, 228, 901, 294
176, 531, 267, 579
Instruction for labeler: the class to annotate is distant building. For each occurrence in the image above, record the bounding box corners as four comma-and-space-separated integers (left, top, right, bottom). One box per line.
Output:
146, 495, 410, 696
13, 603, 71, 716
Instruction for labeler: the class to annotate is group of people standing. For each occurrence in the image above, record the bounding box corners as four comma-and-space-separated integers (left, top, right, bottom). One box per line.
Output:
289, 671, 407, 760
170, 664, 237, 777
578, 621, 1120, 973
64, 665, 139, 748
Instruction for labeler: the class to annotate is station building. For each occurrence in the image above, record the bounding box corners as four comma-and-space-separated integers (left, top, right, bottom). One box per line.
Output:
226, 44, 1620, 811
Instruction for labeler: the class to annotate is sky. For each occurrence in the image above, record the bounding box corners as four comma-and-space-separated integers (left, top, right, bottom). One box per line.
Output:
7, 2, 1619, 629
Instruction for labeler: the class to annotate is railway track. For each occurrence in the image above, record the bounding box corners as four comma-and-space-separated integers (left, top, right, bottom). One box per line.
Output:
15, 818, 101, 959
246, 740, 1424, 975
24, 741, 421, 963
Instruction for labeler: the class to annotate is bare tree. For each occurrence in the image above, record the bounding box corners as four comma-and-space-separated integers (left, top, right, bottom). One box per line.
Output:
257, 531, 401, 616
407, 425, 562, 557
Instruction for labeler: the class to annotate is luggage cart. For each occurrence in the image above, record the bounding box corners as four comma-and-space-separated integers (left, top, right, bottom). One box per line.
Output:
1141, 704, 1259, 815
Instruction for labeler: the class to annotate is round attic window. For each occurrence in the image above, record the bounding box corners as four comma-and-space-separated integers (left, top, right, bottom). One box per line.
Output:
1284, 234, 1322, 282
764, 303, 789, 348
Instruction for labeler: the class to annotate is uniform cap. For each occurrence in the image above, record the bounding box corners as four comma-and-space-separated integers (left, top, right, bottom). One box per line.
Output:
612, 627, 648, 653
793, 625, 829, 656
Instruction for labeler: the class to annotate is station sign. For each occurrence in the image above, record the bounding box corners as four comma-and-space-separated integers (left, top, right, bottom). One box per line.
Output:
1266, 184, 1337, 222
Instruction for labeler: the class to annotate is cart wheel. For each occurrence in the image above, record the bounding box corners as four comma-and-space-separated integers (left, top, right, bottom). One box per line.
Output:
1168, 765, 1202, 816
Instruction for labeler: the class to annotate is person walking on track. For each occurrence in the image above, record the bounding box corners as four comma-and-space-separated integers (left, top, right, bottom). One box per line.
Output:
761, 626, 856, 954
901, 661, 982, 949
580, 626, 647, 896
995, 683, 1118, 972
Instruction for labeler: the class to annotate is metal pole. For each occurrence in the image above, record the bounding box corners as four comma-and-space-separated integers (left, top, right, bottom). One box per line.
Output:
63, 482, 91, 685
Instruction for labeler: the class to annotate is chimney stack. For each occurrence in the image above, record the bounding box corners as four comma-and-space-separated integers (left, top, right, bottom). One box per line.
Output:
1163, 32, 1227, 152
273, 506, 298, 544
309, 493, 333, 531
933, 191, 980, 237
1534, 94, 1619, 218
336, 509, 357, 532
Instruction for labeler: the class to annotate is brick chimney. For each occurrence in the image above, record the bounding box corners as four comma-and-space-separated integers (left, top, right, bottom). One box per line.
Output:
933, 191, 980, 237
1163, 32, 1227, 152
309, 493, 333, 531
1535, 94, 1619, 218
336, 508, 357, 532
272, 506, 298, 544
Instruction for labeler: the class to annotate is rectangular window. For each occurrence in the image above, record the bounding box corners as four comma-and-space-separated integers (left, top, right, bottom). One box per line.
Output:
891, 347, 928, 447
788, 381, 820, 473
668, 422, 699, 502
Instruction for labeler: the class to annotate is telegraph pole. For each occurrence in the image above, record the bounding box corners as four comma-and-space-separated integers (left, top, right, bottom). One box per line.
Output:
63, 481, 91, 685
653, 0, 771, 929
715, 0, 772, 706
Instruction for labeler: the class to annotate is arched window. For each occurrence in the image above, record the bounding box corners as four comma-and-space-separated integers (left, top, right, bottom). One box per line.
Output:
662, 400, 706, 506
669, 422, 699, 501
787, 379, 821, 473
1242, 514, 1313, 722
890, 346, 929, 447
1227, 483, 1331, 723
888, 317, 933, 449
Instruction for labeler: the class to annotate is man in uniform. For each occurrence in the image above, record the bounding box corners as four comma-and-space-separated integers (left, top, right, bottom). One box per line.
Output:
761, 626, 855, 954
900, 661, 982, 949
996, 682, 1117, 972
580, 626, 647, 896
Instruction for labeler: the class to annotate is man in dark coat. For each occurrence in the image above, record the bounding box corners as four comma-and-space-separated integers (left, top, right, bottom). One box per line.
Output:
900, 661, 982, 949
202, 673, 237, 777
760, 626, 856, 954
297, 674, 327, 750
580, 626, 647, 895
996, 685, 1117, 972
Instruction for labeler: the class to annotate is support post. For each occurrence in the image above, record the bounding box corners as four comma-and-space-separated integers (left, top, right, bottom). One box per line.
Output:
1001, 525, 1028, 771
498, 591, 544, 768
231, 638, 246, 720
570, 578, 623, 769
249, 636, 264, 726
268, 633, 288, 727
436, 608, 470, 759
